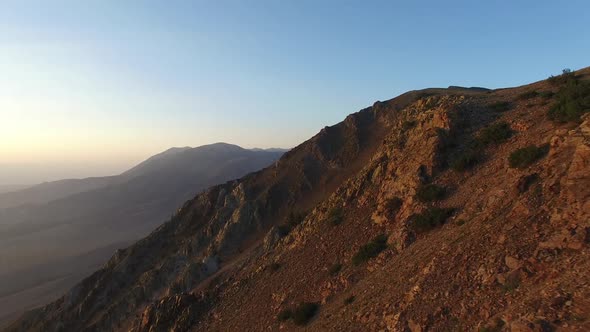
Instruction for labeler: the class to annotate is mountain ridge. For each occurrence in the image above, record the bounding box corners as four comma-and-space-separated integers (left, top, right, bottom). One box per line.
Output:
7, 67, 590, 331
0, 143, 284, 329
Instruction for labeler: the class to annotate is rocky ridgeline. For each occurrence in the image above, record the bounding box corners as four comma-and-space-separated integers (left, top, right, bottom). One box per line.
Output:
7, 69, 590, 332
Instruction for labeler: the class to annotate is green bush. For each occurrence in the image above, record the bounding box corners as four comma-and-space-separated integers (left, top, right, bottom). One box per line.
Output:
416, 184, 446, 202
328, 263, 342, 276
489, 101, 512, 112
508, 145, 548, 168
326, 207, 343, 226
352, 234, 388, 265
293, 302, 319, 325
477, 121, 513, 146
277, 309, 292, 321
408, 207, 455, 233
450, 148, 481, 171
517, 90, 539, 100
548, 74, 590, 122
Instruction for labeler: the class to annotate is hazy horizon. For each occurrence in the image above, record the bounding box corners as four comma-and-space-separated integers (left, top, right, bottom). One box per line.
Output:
0, 143, 289, 186
2, 1, 589, 185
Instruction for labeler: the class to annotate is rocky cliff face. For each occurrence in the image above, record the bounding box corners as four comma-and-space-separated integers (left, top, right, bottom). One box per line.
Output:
7, 68, 590, 332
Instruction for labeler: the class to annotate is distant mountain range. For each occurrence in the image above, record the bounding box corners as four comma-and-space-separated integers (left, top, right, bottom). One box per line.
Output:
0, 185, 31, 195
0, 143, 284, 327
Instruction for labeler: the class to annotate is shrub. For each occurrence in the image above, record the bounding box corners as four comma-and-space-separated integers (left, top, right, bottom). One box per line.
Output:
344, 295, 355, 305
269, 262, 281, 272
548, 68, 575, 85
328, 263, 342, 276
277, 309, 292, 321
293, 302, 319, 326
450, 148, 481, 171
415, 184, 446, 202
277, 210, 307, 236
548, 74, 590, 122
384, 197, 403, 216
408, 207, 455, 233
352, 234, 388, 265
477, 121, 513, 146
277, 224, 292, 237
327, 207, 343, 226
517, 90, 539, 100
489, 101, 512, 112
539, 91, 555, 99
402, 120, 417, 131
508, 145, 548, 168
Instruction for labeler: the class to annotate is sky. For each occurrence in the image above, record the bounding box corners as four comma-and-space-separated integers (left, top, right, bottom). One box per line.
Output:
1, 0, 589, 185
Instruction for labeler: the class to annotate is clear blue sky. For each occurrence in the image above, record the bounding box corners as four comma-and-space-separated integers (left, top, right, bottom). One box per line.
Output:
1, 0, 589, 184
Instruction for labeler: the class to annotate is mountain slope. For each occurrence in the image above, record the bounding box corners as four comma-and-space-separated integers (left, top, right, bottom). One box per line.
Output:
0, 177, 118, 209
7, 68, 590, 332
0, 143, 283, 328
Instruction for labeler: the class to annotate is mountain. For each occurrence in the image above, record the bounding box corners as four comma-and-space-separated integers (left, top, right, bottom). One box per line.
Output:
0, 143, 283, 328
7, 68, 590, 332
0, 177, 118, 209
0, 185, 31, 195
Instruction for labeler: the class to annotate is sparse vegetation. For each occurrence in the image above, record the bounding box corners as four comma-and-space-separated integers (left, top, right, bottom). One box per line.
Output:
269, 262, 281, 272
293, 302, 319, 326
402, 120, 417, 131
476, 121, 513, 146
450, 148, 481, 171
450, 121, 513, 172
278, 210, 307, 236
328, 263, 342, 276
548, 68, 575, 85
408, 207, 455, 233
352, 234, 388, 265
384, 197, 403, 216
277, 302, 319, 325
509, 145, 548, 168
277, 309, 292, 321
489, 101, 512, 112
517, 90, 539, 100
415, 184, 446, 202
548, 72, 590, 122
326, 207, 343, 226
539, 91, 555, 99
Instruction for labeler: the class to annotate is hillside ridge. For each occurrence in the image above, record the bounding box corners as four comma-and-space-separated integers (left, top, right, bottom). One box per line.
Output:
7, 67, 590, 332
